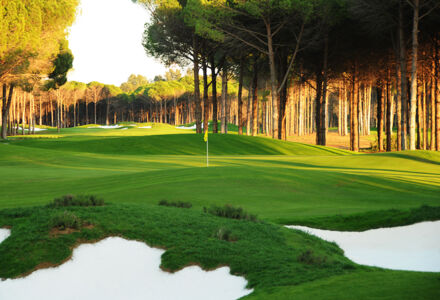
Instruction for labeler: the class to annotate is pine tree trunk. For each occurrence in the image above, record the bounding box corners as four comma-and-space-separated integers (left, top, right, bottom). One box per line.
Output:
238, 57, 244, 135
386, 82, 392, 151
210, 55, 218, 133
436, 42, 440, 150
399, 0, 408, 150
409, 0, 419, 150
1, 84, 14, 140
351, 70, 360, 152
221, 66, 228, 134
193, 34, 202, 134
417, 85, 422, 149
106, 98, 110, 125
202, 57, 209, 131
265, 21, 279, 139
315, 71, 323, 145
252, 61, 258, 136
377, 85, 384, 151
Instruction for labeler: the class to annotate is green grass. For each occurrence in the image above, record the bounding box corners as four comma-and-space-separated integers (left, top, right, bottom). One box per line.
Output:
0, 124, 439, 299
0, 203, 439, 300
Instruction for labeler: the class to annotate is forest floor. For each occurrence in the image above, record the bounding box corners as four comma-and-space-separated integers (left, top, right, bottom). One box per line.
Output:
0, 123, 439, 299
287, 129, 374, 150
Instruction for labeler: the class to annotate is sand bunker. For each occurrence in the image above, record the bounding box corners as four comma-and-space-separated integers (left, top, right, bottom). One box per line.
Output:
17, 127, 47, 132
0, 229, 10, 244
287, 221, 440, 272
0, 237, 252, 300
138, 126, 152, 129
98, 125, 123, 129
176, 123, 206, 130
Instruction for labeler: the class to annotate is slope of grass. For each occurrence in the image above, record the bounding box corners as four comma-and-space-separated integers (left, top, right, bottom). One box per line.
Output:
10, 131, 351, 156
0, 203, 354, 282
0, 130, 439, 227
0, 203, 438, 300
244, 270, 440, 300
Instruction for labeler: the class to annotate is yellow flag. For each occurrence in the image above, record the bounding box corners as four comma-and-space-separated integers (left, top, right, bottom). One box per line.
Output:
204, 129, 208, 142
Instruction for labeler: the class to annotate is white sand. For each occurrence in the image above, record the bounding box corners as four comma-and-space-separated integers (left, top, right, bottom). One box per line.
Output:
176, 123, 206, 130
0, 237, 252, 300
0, 229, 10, 244
287, 221, 440, 272
17, 127, 47, 132
138, 126, 152, 129
97, 125, 122, 129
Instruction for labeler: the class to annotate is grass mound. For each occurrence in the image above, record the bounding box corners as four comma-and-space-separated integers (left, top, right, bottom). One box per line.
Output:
0, 203, 438, 299
158, 199, 192, 208
204, 205, 258, 222
12, 132, 351, 156
49, 195, 104, 208
51, 210, 82, 230
289, 205, 440, 231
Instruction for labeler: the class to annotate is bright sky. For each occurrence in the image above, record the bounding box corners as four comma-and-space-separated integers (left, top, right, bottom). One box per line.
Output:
67, 0, 167, 86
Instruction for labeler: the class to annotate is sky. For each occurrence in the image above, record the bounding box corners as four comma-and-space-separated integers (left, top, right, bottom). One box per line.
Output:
67, 0, 168, 86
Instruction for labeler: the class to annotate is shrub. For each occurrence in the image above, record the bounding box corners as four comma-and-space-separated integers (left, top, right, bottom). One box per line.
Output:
214, 227, 237, 242
49, 194, 105, 207
51, 211, 82, 230
297, 249, 327, 265
158, 199, 192, 209
204, 205, 258, 222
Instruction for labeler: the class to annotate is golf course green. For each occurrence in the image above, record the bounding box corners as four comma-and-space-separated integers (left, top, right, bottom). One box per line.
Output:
1, 124, 439, 299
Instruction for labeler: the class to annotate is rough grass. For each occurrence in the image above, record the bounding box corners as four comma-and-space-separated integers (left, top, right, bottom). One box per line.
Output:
288, 205, 440, 231
0, 203, 355, 284
0, 203, 438, 300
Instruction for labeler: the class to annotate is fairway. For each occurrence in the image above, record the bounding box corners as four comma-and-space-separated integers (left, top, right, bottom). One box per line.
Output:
1, 126, 439, 224
1, 126, 440, 299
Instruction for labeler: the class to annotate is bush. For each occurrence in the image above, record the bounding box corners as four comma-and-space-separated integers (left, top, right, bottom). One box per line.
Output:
214, 227, 237, 242
51, 211, 82, 230
158, 199, 192, 208
203, 205, 258, 222
297, 249, 327, 265
49, 194, 105, 207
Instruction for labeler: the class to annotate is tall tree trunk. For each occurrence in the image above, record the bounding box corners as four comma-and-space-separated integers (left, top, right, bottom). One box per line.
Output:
106, 98, 110, 125
193, 34, 202, 134
417, 84, 423, 149
85, 99, 89, 125
210, 55, 218, 133
39, 97, 42, 126
386, 81, 392, 151
202, 57, 209, 131
409, 0, 419, 150
377, 84, 384, 151
315, 71, 323, 145
238, 57, 244, 135
435, 37, 440, 150
319, 35, 329, 145
252, 60, 258, 136
399, 0, 408, 150
221, 65, 228, 134
246, 83, 252, 136
94, 100, 97, 125
351, 70, 360, 152
278, 51, 288, 140
265, 21, 279, 139
1, 84, 14, 140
